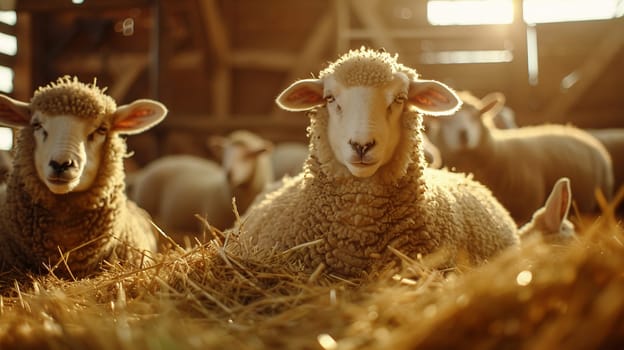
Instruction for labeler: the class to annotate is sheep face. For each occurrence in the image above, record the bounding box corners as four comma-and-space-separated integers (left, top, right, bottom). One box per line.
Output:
0, 94, 167, 195
31, 113, 108, 194
323, 74, 407, 178
427, 92, 505, 153
276, 73, 461, 178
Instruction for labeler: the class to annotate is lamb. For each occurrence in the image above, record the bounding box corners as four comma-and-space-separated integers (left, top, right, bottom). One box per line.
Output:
0, 76, 166, 277
425, 90, 614, 225
237, 47, 519, 278
131, 130, 273, 234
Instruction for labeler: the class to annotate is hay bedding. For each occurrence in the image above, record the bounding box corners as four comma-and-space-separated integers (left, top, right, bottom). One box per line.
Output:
0, 213, 623, 350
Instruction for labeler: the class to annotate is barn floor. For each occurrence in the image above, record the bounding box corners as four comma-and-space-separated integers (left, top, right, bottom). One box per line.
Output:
0, 210, 622, 350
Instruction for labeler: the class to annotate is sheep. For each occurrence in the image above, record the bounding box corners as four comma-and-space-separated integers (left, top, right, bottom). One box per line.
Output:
237, 47, 519, 278
271, 142, 309, 179
519, 177, 576, 244
131, 130, 274, 235
0, 76, 166, 277
425, 90, 614, 225
586, 128, 624, 195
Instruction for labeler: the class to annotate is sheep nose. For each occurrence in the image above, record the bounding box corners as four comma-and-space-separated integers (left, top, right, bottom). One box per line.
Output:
49, 159, 75, 174
349, 139, 376, 158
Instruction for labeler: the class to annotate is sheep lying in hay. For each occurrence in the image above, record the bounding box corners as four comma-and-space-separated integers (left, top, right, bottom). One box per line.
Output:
236, 47, 519, 278
0, 76, 167, 278
426, 90, 614, 225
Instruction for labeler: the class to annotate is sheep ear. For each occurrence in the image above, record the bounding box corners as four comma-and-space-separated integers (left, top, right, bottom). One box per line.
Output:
479, 92, 506, 117
276, 79, 324, 112
111, 99, 167, 135
0, 94, 31, 128
543, 177, 572, 232
407, 80, 462, 116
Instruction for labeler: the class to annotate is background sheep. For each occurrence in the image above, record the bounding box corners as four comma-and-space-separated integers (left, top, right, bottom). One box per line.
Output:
0, 76, 166, 277
131, 130, 274, 237
270, 142, 309, 179
586, 128, 624, 195
426, 90, 613, 225
238, 48, 519, 278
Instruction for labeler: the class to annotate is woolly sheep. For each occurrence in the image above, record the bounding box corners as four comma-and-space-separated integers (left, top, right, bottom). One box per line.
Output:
0, 76, 166, 277
519, 177, 576, 244
237, 48, 519, 278
426, 91, 614, 225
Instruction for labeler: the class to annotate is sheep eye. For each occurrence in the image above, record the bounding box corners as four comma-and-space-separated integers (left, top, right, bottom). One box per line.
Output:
31, 121, 42, 130
96, 126, 108, 135
324, 95, 335, 103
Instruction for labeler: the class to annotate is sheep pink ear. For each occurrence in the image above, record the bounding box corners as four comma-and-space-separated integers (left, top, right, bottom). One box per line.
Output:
276, 79, 324, 112
0, 94, 31, 128
111, 99, 167, 135
543, 177, 572, 232
479, 92, 506, 117
407, 80, 461, 116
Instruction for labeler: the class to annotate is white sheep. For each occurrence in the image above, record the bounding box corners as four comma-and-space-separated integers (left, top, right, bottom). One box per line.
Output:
586, 128, 624, 195
237, 48, 519, 278
519, 177, 576, 244
426, 90, 614, 224
271, 142, 309, 179
131, 130, 274, 235
0, 76, 166, 277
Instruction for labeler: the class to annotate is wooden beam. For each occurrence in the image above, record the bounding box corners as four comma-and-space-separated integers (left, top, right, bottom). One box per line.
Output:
0, 22, 15, 36
0, 53, 15, 67
230, 50, 296, 71
335, 0, 350, 54
198, 0, 231, 119
545, 19, 624, 122
12, 12, 31, 100
271, 11, 334, 119
108, 57, 148, 101
349, 0, 400, 54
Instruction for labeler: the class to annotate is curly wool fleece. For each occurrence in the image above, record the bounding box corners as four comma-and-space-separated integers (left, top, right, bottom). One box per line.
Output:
0, 77, 156, 277
238, 49, 519, 278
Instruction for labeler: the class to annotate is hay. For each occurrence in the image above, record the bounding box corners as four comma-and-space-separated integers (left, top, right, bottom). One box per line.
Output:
0, 213, 623, 349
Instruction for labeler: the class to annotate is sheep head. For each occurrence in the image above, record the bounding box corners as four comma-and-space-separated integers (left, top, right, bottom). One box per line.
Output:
426, 91, 505, 153
208, 130, 273, 188
0, 77, 167, 194
276, 48, 460, 178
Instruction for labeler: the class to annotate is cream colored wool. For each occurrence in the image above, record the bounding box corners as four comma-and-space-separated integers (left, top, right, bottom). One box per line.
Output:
238, 48, 518, 278
0, 77, 157, 277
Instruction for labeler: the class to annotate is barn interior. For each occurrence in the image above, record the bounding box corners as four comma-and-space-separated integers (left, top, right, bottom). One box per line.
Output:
1, 0, 623, 166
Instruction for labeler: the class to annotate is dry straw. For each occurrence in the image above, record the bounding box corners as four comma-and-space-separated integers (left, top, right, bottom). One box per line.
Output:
1, 192, 623, 349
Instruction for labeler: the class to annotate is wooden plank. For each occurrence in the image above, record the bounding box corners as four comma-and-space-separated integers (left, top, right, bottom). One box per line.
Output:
230, 50, 295, 71
346, 27, 511, 40
198, 0, 230, 63
108, 57, 148, 101
0, 52, 15, 67
0, 22, 15, 36
198, 0, 231, 119
12, 12, 31, 100
545, 19, 624, 122
270, 11, 334, 119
